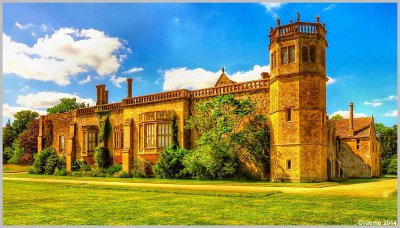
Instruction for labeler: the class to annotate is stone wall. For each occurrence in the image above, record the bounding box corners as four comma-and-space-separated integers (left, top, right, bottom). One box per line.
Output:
338, 141, 371, 178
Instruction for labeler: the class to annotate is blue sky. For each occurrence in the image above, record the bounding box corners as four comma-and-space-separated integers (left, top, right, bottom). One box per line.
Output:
2, 3, 398, 126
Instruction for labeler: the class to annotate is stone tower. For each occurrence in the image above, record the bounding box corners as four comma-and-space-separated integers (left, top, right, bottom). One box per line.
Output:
268, 13, 328, 182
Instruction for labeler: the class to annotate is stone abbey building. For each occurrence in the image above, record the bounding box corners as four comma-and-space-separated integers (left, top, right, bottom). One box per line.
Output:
37, 15, 381, 182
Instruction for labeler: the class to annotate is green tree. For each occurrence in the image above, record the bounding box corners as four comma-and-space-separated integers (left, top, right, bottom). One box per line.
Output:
47, 98, 86, 114
2, 119, 16, 149
331, 114, 344, 120
375, 123, 397, 174
12, 110, 39, 137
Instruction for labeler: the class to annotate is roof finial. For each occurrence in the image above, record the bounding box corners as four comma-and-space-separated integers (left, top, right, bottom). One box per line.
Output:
221, 66, 225, 74
316, 14, 320, 23
297, 12, 300, 22
276, 17, 280, 27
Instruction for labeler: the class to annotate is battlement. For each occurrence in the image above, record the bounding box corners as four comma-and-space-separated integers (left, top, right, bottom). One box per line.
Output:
269, 13, 327, 48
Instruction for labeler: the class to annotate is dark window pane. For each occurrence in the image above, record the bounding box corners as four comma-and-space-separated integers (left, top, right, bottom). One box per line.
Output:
289, 46, 295, 63
302, 46, 308, 62
310, 46, 316, 63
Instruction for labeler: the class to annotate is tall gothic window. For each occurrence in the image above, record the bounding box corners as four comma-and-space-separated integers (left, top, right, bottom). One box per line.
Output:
281, 47, 288, 64
310, 46, 316, 63
302, 46, 308, 62
289, 46, 295, 63
59, 135, 65, 154
286, 108, 292, 122
88, 132, 97, 152
271, 51, 276, 69
82, 125, 98, 156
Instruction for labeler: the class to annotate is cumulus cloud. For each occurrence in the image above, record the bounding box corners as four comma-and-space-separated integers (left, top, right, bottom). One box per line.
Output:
323, 4, 336, 11
78, 75, 91, 85
19, 85, 30, 93
110, 75, 127, 88
16, 91, 95, 108
260, 3, 286, 17
384, 110, 397, 117
15, 22, 33, 30
122, 67, 144, 74
3, 28, 128, 85
162, 65, 269, 91
364, 95, 397, 108
329, 110, 368, 119
3, 103, 47, 118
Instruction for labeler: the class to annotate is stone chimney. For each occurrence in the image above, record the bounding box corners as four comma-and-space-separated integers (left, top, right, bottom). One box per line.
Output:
96, 84, 106, 105
127, 78, 133, 98
349, 102, 354, 135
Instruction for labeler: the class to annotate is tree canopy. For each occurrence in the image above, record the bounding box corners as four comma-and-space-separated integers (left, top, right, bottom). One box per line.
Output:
12, 110, 39, 137
331, 114, 344, 120
374, 123, 397, 174
47, 98, 86, 114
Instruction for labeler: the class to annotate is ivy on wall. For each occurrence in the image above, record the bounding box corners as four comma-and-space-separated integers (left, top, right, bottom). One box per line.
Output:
171, 115, 179, 147
97, 111, 111, 146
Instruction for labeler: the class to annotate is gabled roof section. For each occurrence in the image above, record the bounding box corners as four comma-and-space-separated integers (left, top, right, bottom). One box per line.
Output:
330, 117, 373, 138
214, 67, 236, 87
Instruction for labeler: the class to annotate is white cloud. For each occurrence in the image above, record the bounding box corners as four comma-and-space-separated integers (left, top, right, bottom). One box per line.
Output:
162, 65, 269, 91
3, 28, 127, 85
229, 65, 269, 82
3, 103, 47, 118
323, 4, 336, 11
19, 85, 30, 92
363, 101, 383, 107
110, 75, 127, 88
329, 110, 368, 119
364, 95, 397, 107
78, 75, 91, 85
15, 22, 33, 30
384, 110, 397, 117
260, 3, 285, 17
326, 76, 336, 85
16, 91, 95, 109
40, 24, 48, 32
155, 77, 163, 85
122, 67, 144, 74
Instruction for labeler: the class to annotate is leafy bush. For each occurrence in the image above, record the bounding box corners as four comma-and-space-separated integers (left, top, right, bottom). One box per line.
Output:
387, 156, 397, 175
27, 167, 38, 174
91, 168, 107, 177
183, 145, 238, 180
94, 146, 111, 169
72, 159, 91, 172
153, 145, 188, 179
131, 157, 152, 178
3, 147, 13, 164
33, 148, 55, 174
8, 141, 24, 164
53, 167, 68, 176
115, 171, 131, 178
45, 154, 59, 175
107, 164, 122, 177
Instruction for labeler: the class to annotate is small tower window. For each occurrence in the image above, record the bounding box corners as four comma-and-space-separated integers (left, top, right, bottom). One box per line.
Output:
281, 47, 288, 64
302, 46, 308, 62
310, 46, 316, 63
286, 108, 292, 122
356, 139, 360, 150
289, 46, 295, 63
271, 51, 276, 70
286, 159, 292, 170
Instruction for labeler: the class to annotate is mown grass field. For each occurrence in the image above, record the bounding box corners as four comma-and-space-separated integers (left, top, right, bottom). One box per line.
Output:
3, 164, 32, 173
3, 176, 397, 225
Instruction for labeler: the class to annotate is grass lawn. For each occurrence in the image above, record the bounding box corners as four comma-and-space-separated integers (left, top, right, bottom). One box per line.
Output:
2, 164, 32, 173
3, 179, 397, 225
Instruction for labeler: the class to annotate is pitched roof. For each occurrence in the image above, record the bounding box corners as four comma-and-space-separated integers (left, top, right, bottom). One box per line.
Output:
330, 117, 372, 138
214, 72, 236, 87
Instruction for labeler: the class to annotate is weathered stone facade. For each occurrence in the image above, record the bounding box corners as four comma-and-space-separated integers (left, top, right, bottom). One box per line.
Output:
37, 14, 381, 182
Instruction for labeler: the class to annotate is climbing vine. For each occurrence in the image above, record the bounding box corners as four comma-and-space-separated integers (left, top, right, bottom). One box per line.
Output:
97, 111, 111, 146
171, 115, 179, 147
